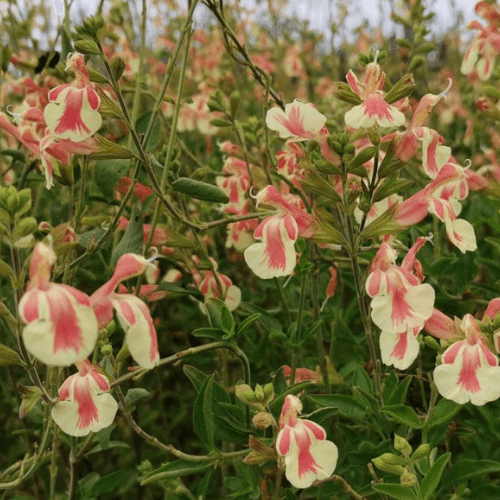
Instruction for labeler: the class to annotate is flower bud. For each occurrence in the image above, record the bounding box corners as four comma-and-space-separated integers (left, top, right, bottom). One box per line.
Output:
263, 383, 275, 403
384, 74, 415, 104
424, 336, 441, 351
243, 435, 275, 465
0, 342, 21, 366
254, 384, 265, 401
252, 412, 274, 430
372, 455, 405, 476
13, 217, 37, 241
100, 344, 113, 356
400, 469, 418, 488
394, 434, 412, 456
411, 444, 430, 461
229, 91, 241, 119
15, 188, 32, 217
18, 384, 42, 418
235, 384, 256, 405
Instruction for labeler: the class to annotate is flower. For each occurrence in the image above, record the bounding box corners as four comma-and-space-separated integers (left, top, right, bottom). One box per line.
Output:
266, 100, 326, 141
244, 186, 314, 279
51, 360, 118, 436
276, 395, 338, 489
434, 314, 500, 405
366, 239, 435, 369
18, 242, 98, 366
344, 63, 405, 129
90, 253, 160, 370
44, 54, 102, 142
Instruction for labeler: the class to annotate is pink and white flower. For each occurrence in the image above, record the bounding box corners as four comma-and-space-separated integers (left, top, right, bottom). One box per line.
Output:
44, 54, 102, 142
19, 242, 98, 366
434, 314, 500, 405
366, 239, 435, 369
51, 360, 118, 436
266, 100, 326, 142
90, 254, 160, 370
244, 186, 315, 279
276, 395, 338, 489
344, 63, 406, 129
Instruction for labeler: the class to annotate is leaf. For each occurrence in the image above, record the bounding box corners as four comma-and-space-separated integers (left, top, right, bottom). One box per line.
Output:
111, 205, 143, 264
155, 282, 204, 299
387, 376, 412, 405
94, 159, 130, 199
92, 471, 127, 496
206, 298, 234, 334
307, 394, 366, 421
86, 441, 130, 455
141, 460, 212, 484
191, 327, 225, 340
136, 111, 161, 152
300, 169, 342, 203
372, 484, 417, 500
381, 405, 423, 428
236, 313, 261, 336
352, 366, 374, 396
239, 303, 284, 336
125, 388, 150, 407
372, 174, 413, 202
193, 375, 215, 449
441, 460, 500, 489
77, 227, 106, 249
428, 399, 460, 427
172, 178, 229, 204
420, 453, 450, 500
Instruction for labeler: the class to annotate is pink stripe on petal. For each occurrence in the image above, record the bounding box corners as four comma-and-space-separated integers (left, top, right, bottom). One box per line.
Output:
20, 289, 40, 322
48, 84, 71, 102
363, 94, 393, 120
47, 287, 84, 354
294, 427, 321, 478
116, 298, 136, 325
479, 343, 498, 367
443, 341, 465, 364
457, 347, 482, 393
86, 88, 100, 110
391, 332, 408, 360
73, 377, 99, 429
277, 426, 292, 456
302, 420, 326, 440
283, 215, 298, 241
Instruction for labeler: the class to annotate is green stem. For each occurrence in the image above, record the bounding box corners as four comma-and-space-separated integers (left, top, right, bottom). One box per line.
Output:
291, 272, 308, 385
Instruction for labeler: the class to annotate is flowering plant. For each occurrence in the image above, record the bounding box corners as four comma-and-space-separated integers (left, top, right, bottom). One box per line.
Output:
2, 0, 500, 498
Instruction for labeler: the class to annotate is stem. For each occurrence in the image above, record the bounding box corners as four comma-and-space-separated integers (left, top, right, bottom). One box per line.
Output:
310, 243, 329, 391
111, 341, 251, 388
291, 272, 308, 385
274, 278, 291, 325
311, 475, 367, 500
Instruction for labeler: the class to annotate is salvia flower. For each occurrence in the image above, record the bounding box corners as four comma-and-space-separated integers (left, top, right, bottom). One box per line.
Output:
434, 314, 500, 405
266, 100, 326, 142
44, 54, 102, 142
244, 186, 314, 279
90, 253, 160, 370
366, 239, 435, 369
51, 360, 118, 436
19, 242, 98, 366
344, 63, 406, 129
276, 395, 338, 489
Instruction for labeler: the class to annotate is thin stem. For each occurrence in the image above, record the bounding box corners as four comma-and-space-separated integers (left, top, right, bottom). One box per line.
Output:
310, 243, 329, 391
291, 272, 308, 385
274, 278, 291, 325
311, 475, 367, 500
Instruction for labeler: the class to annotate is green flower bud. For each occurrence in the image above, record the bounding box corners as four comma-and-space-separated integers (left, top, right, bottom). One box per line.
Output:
13, 217, 37, 240
424, 336, 441, 351
0, 342, 21, 366
100, 344, 113, 356
263, 383, 274, 404
229, 90, 241, 119
252, 412, 274, 430
18, 384, 42, 418
400, 468, 418, 488
235, 384, 256, 404
411, 444, 430, 461
254, 384, 264, 401
372, 456, 405, 476
394, 434, 412, 456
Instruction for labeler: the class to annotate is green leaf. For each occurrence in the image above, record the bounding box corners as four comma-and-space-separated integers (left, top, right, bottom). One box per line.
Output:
172, 178, 229, 204
239, 303, 284, 336
421, 453, 450, 500
86, 441, 130, 455
381, 405, 423, 428
428, 399, 460, 427
300, 169, 342, 203
441, 460, 500, 489
92, 471, 127, 495
307, 394, 366, 421
141, 460, 212, 484
236, 313, 261, 336
372, 174, 412, 202
111, 205, 143, 264
353, 366, 374, 396
193, 375, 215, 449
135, 111, 161, 152
94, 159, 130, 199
191, 327, 225, 340
372, 484, 417, 500
206, 298, 234, 334
77, 227, 106, 249
125, 388, 150, 407
155, 282, 204, 299
387, 376, 412, 405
